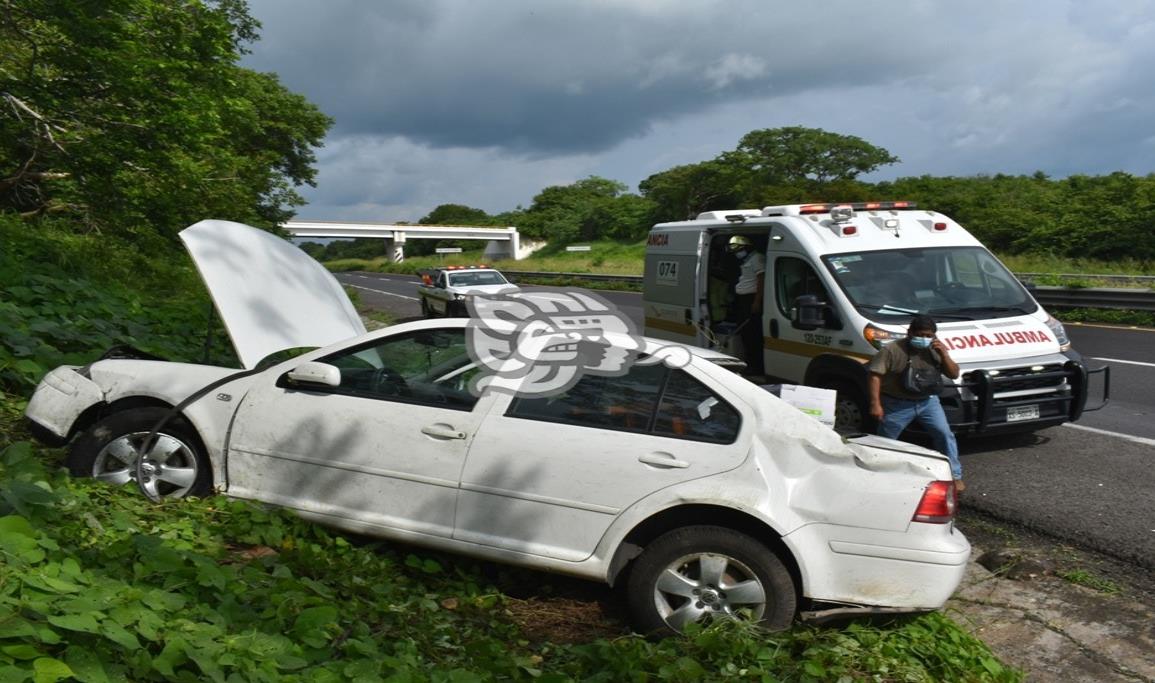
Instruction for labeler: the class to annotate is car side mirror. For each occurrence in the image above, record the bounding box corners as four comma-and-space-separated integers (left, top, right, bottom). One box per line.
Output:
791, 295, 826, 330
287, 361, 341, 387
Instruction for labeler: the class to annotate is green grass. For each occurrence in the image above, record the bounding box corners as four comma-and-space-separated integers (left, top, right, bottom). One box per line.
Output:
999, 254, 1155, 280
1059, 569, 1122, 595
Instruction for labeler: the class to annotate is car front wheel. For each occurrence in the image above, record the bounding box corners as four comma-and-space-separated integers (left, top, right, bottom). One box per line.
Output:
626, 525, 796, 635
67, 407, 212, 499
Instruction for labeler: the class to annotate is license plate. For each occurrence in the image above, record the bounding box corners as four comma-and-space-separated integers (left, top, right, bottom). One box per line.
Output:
1006, 405, 1040, 422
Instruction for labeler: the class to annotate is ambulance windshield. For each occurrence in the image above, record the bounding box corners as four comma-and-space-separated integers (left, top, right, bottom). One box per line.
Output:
823, 247, 1037, 322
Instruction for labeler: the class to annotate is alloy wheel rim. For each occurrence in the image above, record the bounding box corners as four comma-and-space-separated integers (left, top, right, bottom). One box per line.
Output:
652, 552, 767, 631
93, 430, 198, 498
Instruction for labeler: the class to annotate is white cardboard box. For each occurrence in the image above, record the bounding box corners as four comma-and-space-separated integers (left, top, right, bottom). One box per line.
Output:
764, 384, 838, 428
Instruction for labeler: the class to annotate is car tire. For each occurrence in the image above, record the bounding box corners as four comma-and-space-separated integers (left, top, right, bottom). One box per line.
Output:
823, 379, 870, 435
67, 407, 212, 499
626, 525, 796, 636
420, 297, 432, 318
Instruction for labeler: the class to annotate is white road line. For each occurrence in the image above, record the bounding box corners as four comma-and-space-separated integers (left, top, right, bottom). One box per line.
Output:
345, 283, 418, 301
1062, 423, 1155, 448
1092, 357, 1155, 368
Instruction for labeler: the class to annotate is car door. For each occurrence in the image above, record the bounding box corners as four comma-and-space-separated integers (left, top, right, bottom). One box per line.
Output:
226, 327, 493, 539
455, 360, 751, 561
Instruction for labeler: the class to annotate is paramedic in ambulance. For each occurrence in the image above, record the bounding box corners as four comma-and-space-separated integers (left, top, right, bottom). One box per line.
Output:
728, 235, 766, 376
867, 315, 965, 492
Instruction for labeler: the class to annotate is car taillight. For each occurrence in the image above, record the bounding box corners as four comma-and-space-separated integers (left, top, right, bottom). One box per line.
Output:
912, 481, 957, 524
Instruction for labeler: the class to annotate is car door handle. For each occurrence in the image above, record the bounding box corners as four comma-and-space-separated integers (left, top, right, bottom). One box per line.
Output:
637, 452, 690, 469
421, 424, 467, 440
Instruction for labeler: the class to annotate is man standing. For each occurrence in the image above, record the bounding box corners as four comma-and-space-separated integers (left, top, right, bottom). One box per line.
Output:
729, 235, 765, 376
867, 315, 964, 491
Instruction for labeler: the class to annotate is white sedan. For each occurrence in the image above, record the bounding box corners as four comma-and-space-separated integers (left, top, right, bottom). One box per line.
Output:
25, 220, 969, 634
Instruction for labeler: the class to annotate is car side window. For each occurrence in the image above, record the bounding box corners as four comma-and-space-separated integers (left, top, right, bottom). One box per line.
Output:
508, 363, 667, 433
507, 363, 740, 444
653, 371, 741, 443
314, 329, 480, 410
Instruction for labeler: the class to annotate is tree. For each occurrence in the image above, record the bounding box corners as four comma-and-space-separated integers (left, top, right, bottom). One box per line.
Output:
0, 0, 331, 236
639, 160, 746, 222
518, 176, 632, 242
419, 204, 494, 225
725, 126, 899, 186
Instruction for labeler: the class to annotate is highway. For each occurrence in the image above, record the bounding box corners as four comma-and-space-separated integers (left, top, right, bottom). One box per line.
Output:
336, 271, 1155, 568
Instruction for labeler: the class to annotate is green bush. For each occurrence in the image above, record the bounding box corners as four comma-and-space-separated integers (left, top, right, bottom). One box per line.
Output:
0, 218, 237, 395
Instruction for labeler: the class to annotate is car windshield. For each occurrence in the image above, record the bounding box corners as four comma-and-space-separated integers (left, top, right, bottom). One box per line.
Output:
449, 271, 508, 287
822, 247, 1037, 323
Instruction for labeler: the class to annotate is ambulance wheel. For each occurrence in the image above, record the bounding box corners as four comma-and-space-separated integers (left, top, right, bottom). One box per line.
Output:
823, 380, 870, 435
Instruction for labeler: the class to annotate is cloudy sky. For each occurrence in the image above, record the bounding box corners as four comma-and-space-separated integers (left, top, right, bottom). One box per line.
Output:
242, 0, 1155, 223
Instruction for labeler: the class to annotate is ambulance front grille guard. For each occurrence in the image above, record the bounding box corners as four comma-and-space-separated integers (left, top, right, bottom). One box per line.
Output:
958, 361, 1110, 431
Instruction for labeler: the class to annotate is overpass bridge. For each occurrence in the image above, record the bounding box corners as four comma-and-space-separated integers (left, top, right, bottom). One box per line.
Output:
281, 221, 531, 262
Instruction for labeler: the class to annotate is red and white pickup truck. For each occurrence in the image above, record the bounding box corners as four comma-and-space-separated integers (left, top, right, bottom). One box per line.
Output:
416, 265, 519, 317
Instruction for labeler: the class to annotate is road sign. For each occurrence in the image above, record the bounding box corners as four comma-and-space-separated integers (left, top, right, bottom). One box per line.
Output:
435, 247, 463, 254
566, 245, 592, 252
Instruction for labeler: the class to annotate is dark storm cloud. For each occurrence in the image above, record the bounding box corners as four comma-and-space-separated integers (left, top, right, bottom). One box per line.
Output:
240, 1, 1155, 220
243, 0, 952, 154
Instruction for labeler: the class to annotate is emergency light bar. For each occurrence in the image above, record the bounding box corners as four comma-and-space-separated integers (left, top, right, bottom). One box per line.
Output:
797, 201, 916, 215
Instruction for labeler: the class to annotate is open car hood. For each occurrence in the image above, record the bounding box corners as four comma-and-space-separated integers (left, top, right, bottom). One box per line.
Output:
179, 220, 366, 369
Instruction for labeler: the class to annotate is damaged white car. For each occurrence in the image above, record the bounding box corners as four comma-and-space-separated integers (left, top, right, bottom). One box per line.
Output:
25, 220, 969, 634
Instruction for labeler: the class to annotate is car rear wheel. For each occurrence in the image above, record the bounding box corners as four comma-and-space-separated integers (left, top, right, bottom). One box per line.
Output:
67, 407, 212, 499
420, 297, 432, 318
626, 525, 796, 636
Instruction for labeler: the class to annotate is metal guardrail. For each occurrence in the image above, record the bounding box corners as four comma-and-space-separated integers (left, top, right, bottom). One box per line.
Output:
502, 270, 643, 284
1017, 273, 1155, 286
1031, 286, 1155, 311
503, 271, 1155, 312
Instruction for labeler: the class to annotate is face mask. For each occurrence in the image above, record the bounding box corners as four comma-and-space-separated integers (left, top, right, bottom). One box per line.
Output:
734, 249, 749, 260
909, 336, 933, 350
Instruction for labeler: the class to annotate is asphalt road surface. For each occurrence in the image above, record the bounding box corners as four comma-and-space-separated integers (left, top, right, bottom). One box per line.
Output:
336, 271, 1155, 569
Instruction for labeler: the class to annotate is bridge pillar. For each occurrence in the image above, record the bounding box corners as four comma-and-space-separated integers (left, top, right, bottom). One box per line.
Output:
386, 232, 406, 262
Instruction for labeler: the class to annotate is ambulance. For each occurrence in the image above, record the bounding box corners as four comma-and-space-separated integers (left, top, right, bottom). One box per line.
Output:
643, 201, 1109, 434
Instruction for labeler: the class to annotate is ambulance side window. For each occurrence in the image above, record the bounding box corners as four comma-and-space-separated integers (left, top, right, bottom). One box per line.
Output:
775, 258, 830, 317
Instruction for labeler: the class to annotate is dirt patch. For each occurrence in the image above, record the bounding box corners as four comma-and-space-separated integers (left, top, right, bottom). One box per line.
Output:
504, 595, 628, 644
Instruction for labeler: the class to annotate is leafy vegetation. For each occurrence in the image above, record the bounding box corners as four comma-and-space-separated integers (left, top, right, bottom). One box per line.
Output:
0, 216, 237, 397
1, 0, 330, 233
